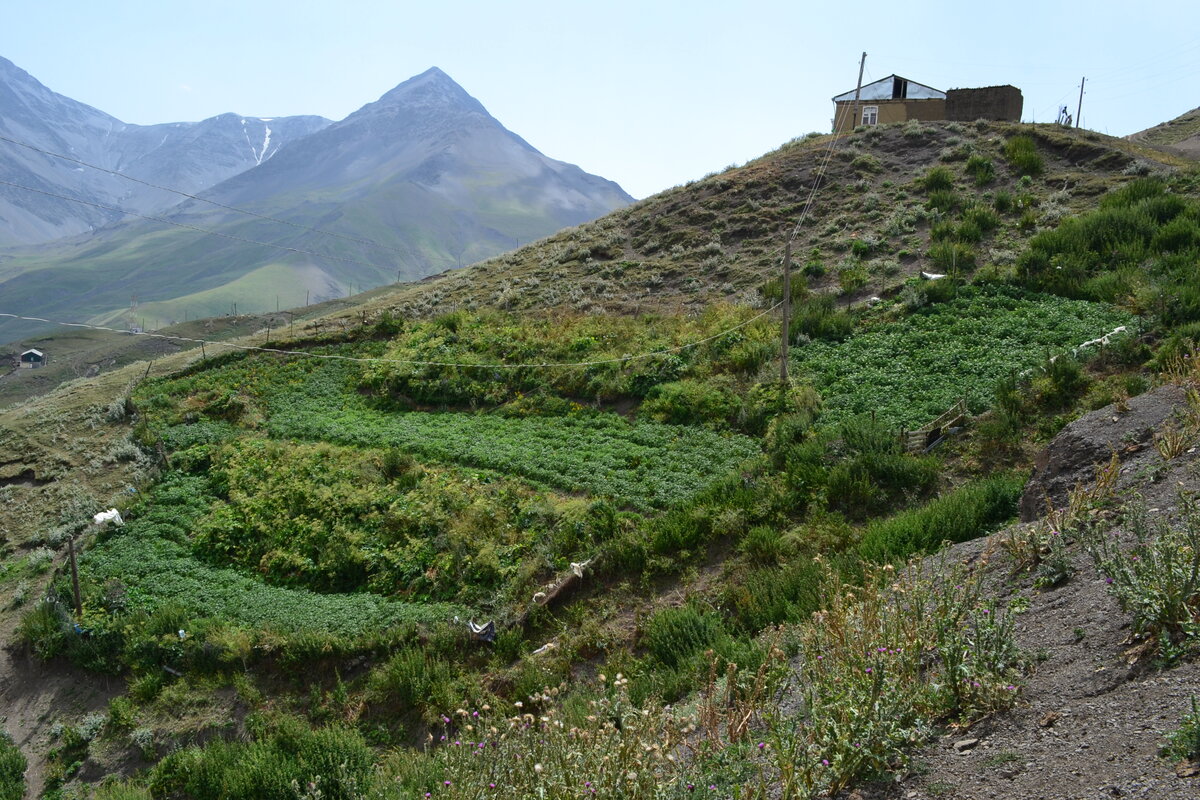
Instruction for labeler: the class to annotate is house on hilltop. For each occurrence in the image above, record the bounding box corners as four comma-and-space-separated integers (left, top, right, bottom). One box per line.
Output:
19, 348, 46, 369
832, 75, 1022, 133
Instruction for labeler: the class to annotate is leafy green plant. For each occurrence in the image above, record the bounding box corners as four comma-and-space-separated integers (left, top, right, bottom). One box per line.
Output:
1162, 696, 1200, 763
793, 286, 1133, 428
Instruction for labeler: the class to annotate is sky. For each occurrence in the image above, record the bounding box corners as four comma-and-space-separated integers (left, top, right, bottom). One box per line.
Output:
4, 0, 1199, 199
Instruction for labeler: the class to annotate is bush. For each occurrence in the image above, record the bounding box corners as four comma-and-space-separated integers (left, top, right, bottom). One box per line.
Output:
1086, 498, 1200, 663
1162, 696, 1200, 763
928, 241, 975, 272
640, 605, 725, 669
965, 155, 995, 186
148, 715, 374, 800
790, 294, 854, 342
0, 733, 24, 800
962, 204, 1000, 235
927, 189, 959, 213
1030, 353, 1089, 412
921, 166, 955, 192
1004, 135, 1044, 177
994, 191, 1014, 213
858, 473, 1025, 562
641, 379, 742, 427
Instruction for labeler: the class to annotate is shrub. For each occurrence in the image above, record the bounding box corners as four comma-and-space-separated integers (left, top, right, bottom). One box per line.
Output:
928, 241, 975, 272
921, 166, 955, 192
724, 559, 825, 631
1162, 696, 1200, 763
993, 191, 1014, 213
1086, 498, 1200, 663
961, 204, 1000, 234
790, 294, 854, 342
0, 733, 24, 800
739, 525, 789, 565
926, 189, 959, 213
148, 715, 374, 800
1030, 354, 1089, 412
965, 155, 995, 186
641, 606, 725, 669
641, 379, 742, 427
1004, 135, 1044, 177
858, 473, 1025, 562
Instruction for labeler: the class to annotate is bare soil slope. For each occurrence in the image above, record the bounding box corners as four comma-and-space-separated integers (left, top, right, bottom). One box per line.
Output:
867, 386, 1200, 800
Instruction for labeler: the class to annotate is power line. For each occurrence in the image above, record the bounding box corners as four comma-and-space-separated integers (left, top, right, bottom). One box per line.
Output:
0, 179, 399, 274
0, 132, 415, 259
0, 306, 781, 370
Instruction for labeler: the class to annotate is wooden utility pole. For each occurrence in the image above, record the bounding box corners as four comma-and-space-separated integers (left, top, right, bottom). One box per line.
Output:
1075, 77, 1085, 128
850, 52, 867, 132
67, 536, 82, 616
780, 241, 793, 382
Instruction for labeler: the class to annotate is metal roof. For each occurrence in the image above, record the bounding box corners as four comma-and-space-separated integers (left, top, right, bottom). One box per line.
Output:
833, 75, 945, 103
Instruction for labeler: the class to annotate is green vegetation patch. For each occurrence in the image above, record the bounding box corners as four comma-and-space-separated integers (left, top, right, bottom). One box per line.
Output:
794, 286, 1134, 428
80, 474, 463, 638
269, 400, 758, 510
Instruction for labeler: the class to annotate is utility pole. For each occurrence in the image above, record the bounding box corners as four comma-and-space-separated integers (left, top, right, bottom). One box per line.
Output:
850, 52, 867, 132
780, 241, 793, 383
67, 535, 82, 616
1076, 77, 1086, 129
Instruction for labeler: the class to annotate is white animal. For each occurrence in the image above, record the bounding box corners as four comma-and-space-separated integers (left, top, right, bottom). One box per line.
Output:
532, 591, 547, 603
570, 558, 593, 578
93, 509, 124, 527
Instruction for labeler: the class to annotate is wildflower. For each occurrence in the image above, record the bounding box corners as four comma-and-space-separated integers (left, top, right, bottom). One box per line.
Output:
821, 759, 829, 766
757, 741, 766, 750
514, 701, 523, 708
534, 763, 544, 774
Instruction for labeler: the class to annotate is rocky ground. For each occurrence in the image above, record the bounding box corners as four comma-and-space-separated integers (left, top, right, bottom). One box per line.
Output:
864, 384, 1200, 800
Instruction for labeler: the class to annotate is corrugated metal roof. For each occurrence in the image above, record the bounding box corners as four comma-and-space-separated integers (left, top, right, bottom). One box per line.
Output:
833, 75, 945, 102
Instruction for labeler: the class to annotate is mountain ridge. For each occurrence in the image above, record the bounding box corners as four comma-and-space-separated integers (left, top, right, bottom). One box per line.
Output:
0, 61, 633, 343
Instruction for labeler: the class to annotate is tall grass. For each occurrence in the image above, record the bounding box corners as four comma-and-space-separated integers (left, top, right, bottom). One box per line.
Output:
1004, 135, 1044, 177
858, 473, 1026, 562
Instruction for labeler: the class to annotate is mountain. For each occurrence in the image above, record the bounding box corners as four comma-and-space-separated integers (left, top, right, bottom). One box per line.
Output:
0, 55, 331, 247
0, 66, 632, 342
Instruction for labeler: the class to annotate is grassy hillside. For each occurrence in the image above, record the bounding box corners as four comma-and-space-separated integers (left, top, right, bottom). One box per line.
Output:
2, 119, 1199, 798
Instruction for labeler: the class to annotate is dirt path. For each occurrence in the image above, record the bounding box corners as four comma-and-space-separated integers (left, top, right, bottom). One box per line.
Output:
0, 598, 123, 796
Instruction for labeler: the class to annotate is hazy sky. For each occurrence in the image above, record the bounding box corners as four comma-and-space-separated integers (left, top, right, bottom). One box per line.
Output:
5, 0, 1198, 198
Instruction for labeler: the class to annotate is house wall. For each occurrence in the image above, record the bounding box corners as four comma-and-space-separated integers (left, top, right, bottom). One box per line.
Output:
946, 86, 1023, 122
833, 98, 947, 133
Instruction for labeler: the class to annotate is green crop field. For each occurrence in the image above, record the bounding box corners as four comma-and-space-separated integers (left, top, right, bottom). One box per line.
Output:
794, 286, 1135, 428
79, 475, 465, 638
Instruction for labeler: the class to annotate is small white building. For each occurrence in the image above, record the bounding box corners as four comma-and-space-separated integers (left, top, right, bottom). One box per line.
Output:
19, 349, 46, 369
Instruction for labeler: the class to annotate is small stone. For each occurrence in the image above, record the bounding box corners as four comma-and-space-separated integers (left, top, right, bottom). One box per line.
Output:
1176, 761, 1200, 778
953, 738, 980, 752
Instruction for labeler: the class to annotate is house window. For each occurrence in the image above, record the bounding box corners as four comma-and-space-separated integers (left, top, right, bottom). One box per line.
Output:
862, 106, 879, 125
